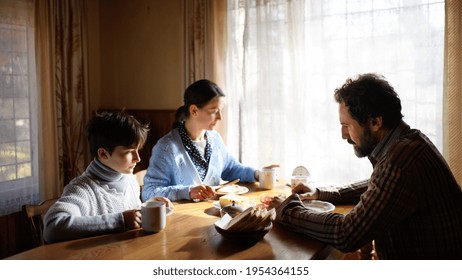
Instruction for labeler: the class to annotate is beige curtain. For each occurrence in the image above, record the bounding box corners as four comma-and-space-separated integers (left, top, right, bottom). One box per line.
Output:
184, 0, 210, 86
35, 0, 90, 199
184, 0, 226, 84
183, 0, 228, 137
443, 0, 462, 187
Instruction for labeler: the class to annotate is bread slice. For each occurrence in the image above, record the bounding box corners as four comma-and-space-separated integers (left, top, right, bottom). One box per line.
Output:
226, 207, 253, 231
257, 208, 275, 230
219, 194, 249, 208
239, 208, 263, 231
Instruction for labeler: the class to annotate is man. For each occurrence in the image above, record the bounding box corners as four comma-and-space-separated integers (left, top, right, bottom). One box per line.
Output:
270, 73, 462, 259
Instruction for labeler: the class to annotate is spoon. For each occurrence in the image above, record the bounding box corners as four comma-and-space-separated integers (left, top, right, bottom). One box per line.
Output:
214, 178, 240, 191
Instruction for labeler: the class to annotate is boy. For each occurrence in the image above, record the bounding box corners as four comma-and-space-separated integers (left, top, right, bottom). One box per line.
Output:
44, 110, 172, 243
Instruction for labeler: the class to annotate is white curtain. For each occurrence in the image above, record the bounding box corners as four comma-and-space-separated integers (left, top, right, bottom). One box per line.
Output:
225, 0, 445, 185
0, 0, 39, 215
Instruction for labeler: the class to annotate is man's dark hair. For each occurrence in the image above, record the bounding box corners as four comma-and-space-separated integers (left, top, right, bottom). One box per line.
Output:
334, 73, 403, 129
86, 110, 150, 157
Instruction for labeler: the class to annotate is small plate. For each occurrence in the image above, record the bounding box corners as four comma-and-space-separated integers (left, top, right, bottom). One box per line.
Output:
212, 200, 256, 209
292, 166, 310, 177
215, 185, 249, 195
303, 200, 335, 213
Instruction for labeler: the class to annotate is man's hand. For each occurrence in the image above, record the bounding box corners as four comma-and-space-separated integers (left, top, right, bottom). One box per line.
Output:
292, 182, 319, 200
267, 194, 287, 210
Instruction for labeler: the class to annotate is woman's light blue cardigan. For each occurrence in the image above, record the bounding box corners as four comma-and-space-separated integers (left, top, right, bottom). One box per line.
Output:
142, 128, 256, 202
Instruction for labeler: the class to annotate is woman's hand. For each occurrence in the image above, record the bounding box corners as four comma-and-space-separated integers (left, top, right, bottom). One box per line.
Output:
190, 185, 215, 201
150, 196, 174, 209
255, 164, 280, 180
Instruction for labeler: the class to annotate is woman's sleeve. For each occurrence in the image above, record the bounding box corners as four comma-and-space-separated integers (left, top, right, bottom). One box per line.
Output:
142, 140, 191, 202
216, 133, 257, 182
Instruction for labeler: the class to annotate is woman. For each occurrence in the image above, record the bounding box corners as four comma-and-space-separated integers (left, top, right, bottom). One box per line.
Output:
142, 79, 261, 202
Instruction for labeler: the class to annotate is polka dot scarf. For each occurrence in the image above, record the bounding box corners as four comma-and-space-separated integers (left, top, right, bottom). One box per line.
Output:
178, 122, 212, 181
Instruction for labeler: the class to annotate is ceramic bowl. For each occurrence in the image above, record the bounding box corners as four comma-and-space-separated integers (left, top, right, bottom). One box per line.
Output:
214, 222, 272, 244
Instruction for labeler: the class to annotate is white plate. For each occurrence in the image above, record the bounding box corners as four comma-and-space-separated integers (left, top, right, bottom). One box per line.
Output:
292, 166, 310, 177
215, 185, 249, 195
212, 200, 256, 209
303, 200, 335, 213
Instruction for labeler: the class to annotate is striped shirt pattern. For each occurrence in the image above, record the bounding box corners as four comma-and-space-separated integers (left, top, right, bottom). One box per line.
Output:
276, 121, 462, 259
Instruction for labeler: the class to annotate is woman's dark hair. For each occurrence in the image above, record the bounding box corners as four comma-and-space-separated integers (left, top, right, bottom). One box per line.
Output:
86, 110, 150, 157
172, 79, 226, 129
333, 73, 403, 129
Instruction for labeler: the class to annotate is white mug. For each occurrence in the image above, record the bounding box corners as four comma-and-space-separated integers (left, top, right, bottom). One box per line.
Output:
141, 201, 172, 233
259, 167, 277, 190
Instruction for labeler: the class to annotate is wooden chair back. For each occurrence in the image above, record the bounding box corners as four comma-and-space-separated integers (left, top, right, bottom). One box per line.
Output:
135, 169, 147, 201
22, 198, 58, 247
135, 169, 147, 188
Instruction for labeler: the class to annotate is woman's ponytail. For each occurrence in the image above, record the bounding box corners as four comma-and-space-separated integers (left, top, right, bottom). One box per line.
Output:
172, 105, 187, 129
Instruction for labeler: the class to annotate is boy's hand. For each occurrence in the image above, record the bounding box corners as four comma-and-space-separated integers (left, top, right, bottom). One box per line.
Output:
123, 209, 142, 230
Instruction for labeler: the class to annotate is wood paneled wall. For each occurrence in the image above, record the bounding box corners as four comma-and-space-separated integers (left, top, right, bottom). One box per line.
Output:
0, 212, 34, 259
122, 109, 177, 172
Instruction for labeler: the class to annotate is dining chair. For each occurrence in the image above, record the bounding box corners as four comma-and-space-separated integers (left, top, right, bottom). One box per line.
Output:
22, 198, 58, 247
135, 169, 147, 201
135, 169, 147, 187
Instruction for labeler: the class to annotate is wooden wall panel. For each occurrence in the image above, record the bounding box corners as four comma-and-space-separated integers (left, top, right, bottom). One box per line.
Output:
123, 109, 177, 173
0, 212, 34, 259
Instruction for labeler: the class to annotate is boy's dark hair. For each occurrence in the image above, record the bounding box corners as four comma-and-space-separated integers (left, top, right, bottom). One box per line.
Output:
86, 110, 150, 157
334, 73, 403, 129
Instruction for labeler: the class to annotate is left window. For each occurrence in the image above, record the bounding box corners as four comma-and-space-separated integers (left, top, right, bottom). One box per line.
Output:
0, 0, 39, 216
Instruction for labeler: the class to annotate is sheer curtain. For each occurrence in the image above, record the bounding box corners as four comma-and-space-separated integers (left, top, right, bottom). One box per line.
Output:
0, 0, 89, 215
0, 0, 40, 215
225, 0, 445, 184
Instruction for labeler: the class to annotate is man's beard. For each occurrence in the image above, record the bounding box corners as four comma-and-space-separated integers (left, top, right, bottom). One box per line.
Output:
349, 127, 378, 158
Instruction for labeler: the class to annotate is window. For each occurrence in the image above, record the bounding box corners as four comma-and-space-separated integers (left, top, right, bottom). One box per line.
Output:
0, 0, 39, 216
225, 0, 445, 185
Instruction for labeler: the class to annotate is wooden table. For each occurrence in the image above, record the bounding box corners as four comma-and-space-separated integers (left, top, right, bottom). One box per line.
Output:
6, 182, 353, 260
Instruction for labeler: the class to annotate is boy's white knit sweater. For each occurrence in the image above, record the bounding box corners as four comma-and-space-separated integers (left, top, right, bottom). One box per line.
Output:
43, 159, 141, 243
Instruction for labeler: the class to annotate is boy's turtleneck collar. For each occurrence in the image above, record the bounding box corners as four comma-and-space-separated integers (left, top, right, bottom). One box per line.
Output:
86, 158, 124, 183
